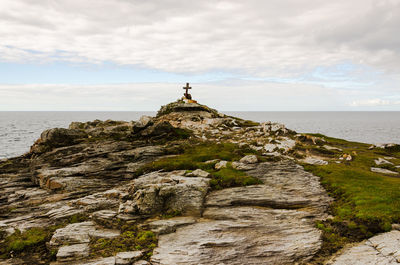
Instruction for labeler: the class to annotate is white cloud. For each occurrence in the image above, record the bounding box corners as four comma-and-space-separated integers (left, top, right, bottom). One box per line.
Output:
350, 98, 400, 107
0, 80, 383, 111
0, 0, 400, 77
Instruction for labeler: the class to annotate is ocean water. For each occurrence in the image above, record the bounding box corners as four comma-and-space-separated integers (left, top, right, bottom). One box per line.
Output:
0, 111, 399, 159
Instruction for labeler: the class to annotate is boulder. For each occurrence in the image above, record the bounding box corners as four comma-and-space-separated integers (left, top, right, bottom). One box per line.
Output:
119, 172, 210, 216
239, 155, 258, 164
215, 160, 228, 170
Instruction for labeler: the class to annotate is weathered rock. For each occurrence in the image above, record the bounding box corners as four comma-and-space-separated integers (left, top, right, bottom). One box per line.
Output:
57, 243, 90, 262
214, 160, 228, 170
120, 172, 210, 216
49, 222, 96, 248
327, 230, 400, 265
77, 257, 116, 265
371, 167, 399, 175
231, 161, 256, 170
31, 128, 87, 154
147, 216, 196, 234
301, 157, 328, 165
375, 157, 394, 166
239, 155, 258, 164
115, 251, 143, 265
185, 169, 210, 178
151, 207, 322, 265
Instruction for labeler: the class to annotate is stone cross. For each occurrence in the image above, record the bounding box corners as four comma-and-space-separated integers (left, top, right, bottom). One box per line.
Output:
183, 83, 192, 99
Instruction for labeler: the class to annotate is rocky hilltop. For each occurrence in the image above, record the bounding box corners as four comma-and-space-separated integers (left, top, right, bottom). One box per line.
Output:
1, 99, 400, 265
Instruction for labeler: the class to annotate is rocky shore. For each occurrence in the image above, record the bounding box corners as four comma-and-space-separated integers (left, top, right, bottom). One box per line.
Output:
1, 100, 400, 265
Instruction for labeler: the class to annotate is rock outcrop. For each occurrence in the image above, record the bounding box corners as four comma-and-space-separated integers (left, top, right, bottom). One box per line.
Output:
1, 99, 379, 265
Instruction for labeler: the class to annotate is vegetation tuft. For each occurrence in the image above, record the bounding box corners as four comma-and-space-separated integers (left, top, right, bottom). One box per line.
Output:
135, 141, 262, 189
90, 227, 157, 259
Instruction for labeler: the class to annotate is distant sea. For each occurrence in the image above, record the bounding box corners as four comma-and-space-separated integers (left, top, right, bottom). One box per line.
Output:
1, 111, 399, 159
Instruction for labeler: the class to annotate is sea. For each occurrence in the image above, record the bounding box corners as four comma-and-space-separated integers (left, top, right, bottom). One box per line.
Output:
1, 111, 399, 159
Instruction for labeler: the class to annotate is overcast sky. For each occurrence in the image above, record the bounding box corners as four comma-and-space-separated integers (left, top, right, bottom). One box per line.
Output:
1, 0, 400, 111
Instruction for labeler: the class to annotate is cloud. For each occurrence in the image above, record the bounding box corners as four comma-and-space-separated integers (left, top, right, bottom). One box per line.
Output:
0, 0, 400, 77
350, 98, 400, 107
0, 80, 383, 111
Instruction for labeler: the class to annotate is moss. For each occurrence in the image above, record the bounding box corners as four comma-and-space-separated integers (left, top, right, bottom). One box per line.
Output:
90, 228, 157, 259
0, 227, 56, 259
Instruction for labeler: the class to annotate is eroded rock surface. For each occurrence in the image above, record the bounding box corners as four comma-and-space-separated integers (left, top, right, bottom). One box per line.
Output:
151, 160, 332, 264
327, 230, 400, 265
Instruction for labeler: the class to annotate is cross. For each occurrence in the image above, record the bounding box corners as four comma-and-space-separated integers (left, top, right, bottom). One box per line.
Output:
183, 82, 192, 99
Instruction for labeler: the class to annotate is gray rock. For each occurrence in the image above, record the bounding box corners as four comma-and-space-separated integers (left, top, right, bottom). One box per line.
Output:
49, 221, 96, 248
115, 251, 143, 265
120, 172, 210, 216
57, 243, 90, 262
78, 257, 116, 265
239, 155, 258, 164
371, 167, 399, 175
88, 228, 120, 239
185, 169, 210, 178
375, 158, 394, 166
214, 160, 227, 170
151, 207, 322, 265
327, 230, 400, 265
147, 216, 197, 234
133, 261, 149, 265
301, 157, 328, 165
231, 161, 256, 170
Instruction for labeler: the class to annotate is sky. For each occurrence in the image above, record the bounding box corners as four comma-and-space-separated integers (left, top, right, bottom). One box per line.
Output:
1, 0, 400, 111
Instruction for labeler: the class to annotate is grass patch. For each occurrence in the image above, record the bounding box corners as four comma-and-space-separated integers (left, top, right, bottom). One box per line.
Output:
135, 141, 262, 190
0, 226, 58, 260
90, 228, 157, 259
300, 133, 400, 259
136, 142, 257, 174
209, 165, 262, 190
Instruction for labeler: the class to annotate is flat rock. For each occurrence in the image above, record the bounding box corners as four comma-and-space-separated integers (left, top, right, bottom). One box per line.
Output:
151, 206, 322, 265
57, 243, 90, 262
115, 251, 143, 265
375, 158, 394, 166
77, 257, 116, 265
327, 230, 400, 265
371, 167, 399, 175
301, 157, 328, 165
49, 221, 96, 248
147, 216, 197, 234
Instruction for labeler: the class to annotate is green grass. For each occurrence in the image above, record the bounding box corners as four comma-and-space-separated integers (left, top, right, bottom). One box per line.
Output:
300, 134, 400, 237
299, 134, 400, 260
135, 142, 262, 190
209, 165, 262, 190
0, 227, 56, 259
